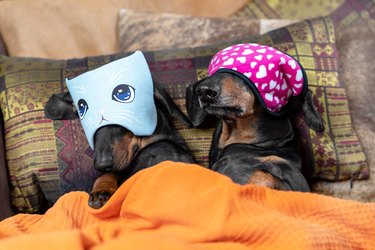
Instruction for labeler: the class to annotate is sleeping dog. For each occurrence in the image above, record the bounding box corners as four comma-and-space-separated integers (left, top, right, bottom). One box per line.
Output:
45, 53, 194, 208
186, 43, 324, 191
45, 86, 194, 208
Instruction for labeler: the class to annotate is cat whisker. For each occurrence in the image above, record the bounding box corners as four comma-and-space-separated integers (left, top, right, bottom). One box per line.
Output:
73, 84, 87, 95
110, 67, 127, 85
111, 114, 141, 124
112, 110, 136, 115
85, 118, 94, 130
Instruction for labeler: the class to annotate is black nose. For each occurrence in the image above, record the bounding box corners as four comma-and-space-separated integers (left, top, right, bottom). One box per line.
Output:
94, 154, 113, 173
196, 83, 220, 103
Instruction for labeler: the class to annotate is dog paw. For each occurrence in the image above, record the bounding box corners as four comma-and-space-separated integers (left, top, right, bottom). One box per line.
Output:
88, 190, 114, 209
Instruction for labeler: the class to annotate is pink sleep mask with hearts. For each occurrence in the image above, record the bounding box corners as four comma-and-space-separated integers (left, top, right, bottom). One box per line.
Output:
208, 43, 307, 114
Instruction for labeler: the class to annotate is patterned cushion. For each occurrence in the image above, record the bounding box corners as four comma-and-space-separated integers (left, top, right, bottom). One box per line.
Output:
0, 16, 368, 213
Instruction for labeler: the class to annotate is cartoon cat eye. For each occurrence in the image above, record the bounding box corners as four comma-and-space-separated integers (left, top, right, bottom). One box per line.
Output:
77, 99, 89, 120
112, 84, 135, 103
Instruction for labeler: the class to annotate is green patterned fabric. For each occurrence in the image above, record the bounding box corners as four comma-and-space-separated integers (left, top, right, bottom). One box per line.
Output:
0, 15, 368, 213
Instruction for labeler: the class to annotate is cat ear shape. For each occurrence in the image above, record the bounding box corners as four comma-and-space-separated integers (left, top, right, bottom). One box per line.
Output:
44, 91, 79, 120
154, 84, 192, 127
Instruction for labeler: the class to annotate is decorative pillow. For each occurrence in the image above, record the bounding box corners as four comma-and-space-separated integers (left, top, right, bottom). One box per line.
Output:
0, 0, 248, 59
0, 16, 368, 213
0, 0, 128, 59
119, 9, 299, 52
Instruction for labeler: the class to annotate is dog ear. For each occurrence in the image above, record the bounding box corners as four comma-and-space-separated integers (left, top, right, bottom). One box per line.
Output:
154, 85, 192, 127
185, 79, 211, 127
44, 91, 79, 120
301, 90, 324, 132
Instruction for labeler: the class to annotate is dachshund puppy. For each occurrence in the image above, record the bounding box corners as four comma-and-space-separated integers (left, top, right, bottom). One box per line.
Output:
45, 86, 194, 208
186, 43, 324, 191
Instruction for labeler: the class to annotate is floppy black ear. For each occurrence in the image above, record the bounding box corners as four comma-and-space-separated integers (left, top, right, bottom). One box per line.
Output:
154, 84, 192, 127
302, 90, 324, 132
185, 79, 210, 127
44, 92, 79, 120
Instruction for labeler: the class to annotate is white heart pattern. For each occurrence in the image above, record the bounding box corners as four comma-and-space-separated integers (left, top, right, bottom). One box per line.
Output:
279, 57, 286, 65
294, 83, 302, 89
261, 83, 268, 90
256, 48, 266, 53
269, 80, 277, 89
281, 80, 288, 90
250, 62, 257, 68
244, 72, 252, 78
223, 58, 234, 66
242, 49, 254, 55
267, 54, 273, 60
256, 65, 267, 79
265, 91, 274, 101
268, 63, 275, 71
274, 96, 280, 104
288, 60, 296, 69
296, 70, 303, 81
236, 57, 247, 64
255, 55, 263, 61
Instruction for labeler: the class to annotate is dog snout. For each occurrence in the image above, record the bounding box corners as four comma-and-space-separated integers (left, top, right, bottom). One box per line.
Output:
94, 153, 114, 173
196, 82, 220, 103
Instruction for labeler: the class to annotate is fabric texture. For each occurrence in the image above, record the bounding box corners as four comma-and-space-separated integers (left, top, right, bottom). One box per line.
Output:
208, 43, 307, 113
0, 0, 247, 59
118, 9, 262, 52
67, 52, 157, 149
0, 161, 374, 250
0, 15, 369, 213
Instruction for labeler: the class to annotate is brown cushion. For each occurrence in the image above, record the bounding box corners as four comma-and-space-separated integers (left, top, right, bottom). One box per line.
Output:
119, 9, 299, 52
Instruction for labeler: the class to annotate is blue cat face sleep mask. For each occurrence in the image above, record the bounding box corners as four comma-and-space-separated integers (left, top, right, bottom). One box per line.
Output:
66, 51, 157, 149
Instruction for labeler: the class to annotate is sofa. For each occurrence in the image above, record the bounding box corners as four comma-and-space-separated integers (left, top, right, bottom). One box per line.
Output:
0, 0, 374, 221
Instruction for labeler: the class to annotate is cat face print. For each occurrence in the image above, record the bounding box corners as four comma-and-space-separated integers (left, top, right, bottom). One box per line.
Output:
66, 51, 157, 149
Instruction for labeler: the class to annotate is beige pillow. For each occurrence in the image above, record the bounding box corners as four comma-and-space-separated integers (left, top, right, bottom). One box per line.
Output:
119, 9, 298, 52
119, 9, 261, 52
0, 0, 249, 59
0, 0, 127, 59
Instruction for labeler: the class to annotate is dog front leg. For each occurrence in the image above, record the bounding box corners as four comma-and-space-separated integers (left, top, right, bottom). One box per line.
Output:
247, 170, 278, 189
89, 173, 119, 209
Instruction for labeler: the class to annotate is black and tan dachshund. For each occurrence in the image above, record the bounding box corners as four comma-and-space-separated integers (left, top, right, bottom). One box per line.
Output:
45, 85, 195, 208
186, 72, 324, 191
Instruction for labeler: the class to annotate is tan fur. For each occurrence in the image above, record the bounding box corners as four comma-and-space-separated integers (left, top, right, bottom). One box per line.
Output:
247, 170, 277, 188
247, 156, 289, 188
112, 133, 158, 170
91, 172, 119, 195
218, 76, 258, 149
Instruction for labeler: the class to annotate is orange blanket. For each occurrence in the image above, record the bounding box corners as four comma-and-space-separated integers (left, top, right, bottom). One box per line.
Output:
0, 161, 374, 249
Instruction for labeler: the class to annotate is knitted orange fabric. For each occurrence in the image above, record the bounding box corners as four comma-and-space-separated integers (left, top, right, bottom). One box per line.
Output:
1, 161, 374, 249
